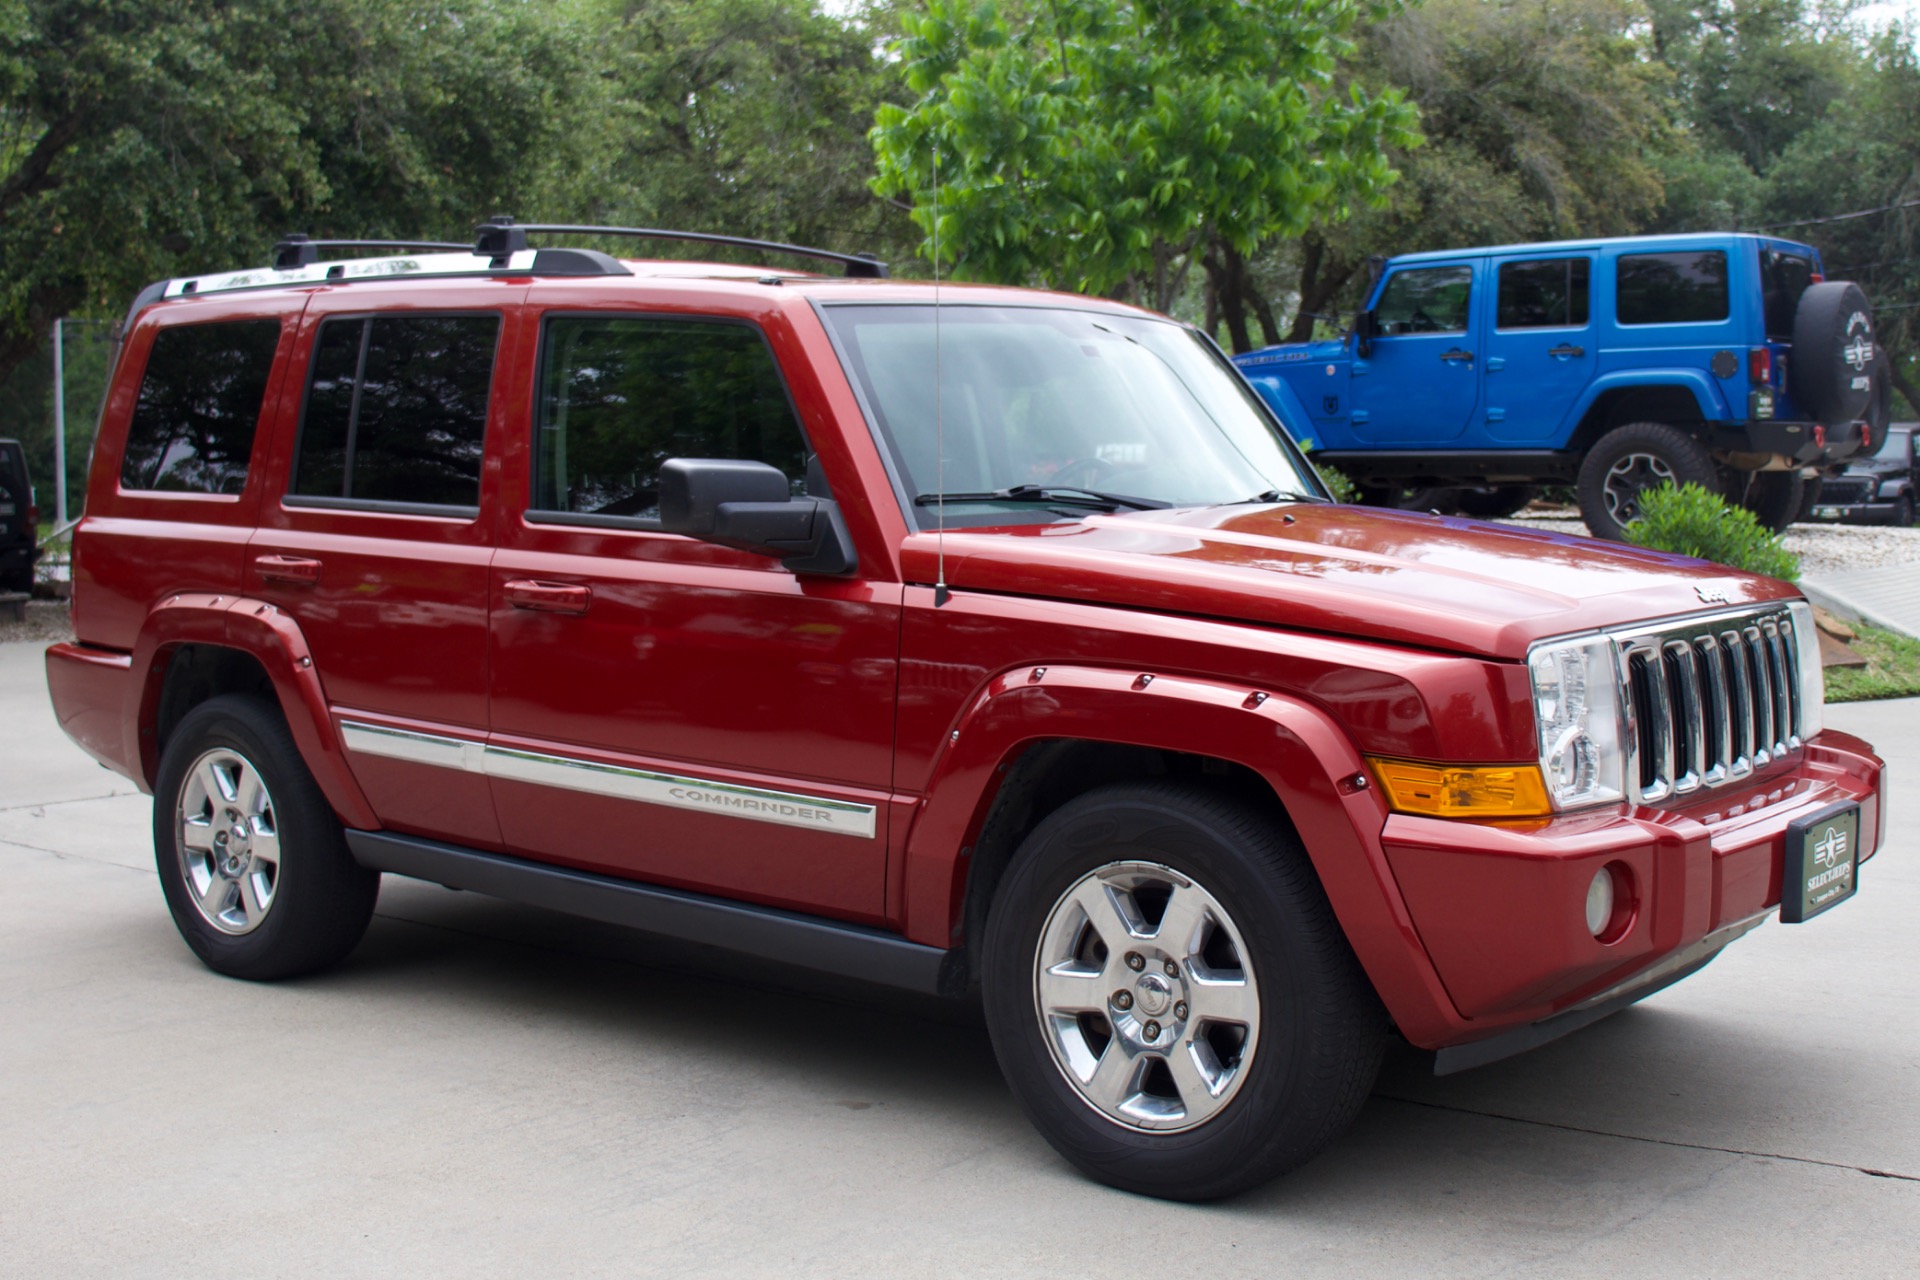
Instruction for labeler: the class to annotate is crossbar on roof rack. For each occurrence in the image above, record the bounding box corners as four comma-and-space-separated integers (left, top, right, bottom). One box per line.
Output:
274, 234, 472, 270
473, 217, 890, 278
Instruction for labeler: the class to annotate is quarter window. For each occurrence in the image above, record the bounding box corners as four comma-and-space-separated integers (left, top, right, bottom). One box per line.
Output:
1373, 266, 1473, 334
292, 314, 499, 508
532, 316, 807, 522
120, 320, 281, 493
1616, 251, 1729, 325
1762, 249, 1814, 340
1497, 259, 1591, 329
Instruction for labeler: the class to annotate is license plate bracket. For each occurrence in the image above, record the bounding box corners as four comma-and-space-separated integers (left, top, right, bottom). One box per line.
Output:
1781, 800, 1860, 923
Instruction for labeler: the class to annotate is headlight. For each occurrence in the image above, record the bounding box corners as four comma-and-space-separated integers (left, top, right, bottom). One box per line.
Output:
1787, 601, 1824, 741
1528, 635, 1626, 810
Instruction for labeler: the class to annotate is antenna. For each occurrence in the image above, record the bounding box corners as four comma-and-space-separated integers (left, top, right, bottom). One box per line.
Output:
933, 142, 951, 608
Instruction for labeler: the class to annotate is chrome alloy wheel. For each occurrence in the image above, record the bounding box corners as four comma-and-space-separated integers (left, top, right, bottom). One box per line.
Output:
1032, 860, 1260, 1133
1601, 451, 1677, 524
175, 748, 282, 935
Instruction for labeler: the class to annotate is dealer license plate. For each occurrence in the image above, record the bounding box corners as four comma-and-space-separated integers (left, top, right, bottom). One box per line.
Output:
1782, 801, 1860, 923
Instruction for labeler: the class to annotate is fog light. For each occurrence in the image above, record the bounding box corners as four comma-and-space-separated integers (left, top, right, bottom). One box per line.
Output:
1585, 868, 1615, 937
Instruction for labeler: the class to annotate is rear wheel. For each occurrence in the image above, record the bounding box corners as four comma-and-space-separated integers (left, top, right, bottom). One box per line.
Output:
153, 694, 379, 980
1577, 421, 1719, 541
1738, 471, 1806, 533
981, 783, 1383, 1201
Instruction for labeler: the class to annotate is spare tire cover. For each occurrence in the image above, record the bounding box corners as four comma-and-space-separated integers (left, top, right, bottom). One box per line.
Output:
1790, 280, 1876, 423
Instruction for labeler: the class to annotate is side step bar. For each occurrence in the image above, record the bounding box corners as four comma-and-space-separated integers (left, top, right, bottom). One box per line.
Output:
346, 830, 958, 997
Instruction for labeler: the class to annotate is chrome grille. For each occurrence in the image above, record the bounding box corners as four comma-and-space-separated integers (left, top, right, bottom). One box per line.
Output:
1619, 607, 1804, 803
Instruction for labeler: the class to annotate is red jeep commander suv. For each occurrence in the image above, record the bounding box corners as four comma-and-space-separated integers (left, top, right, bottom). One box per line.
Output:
45, 222, 1885, 1199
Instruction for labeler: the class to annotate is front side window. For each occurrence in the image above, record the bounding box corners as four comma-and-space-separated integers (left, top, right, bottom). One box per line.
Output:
1617, 251, 1729, 325
820, 305, 1317, 527
1497, 258, 1591, 329
292, 314, 499, 508
120, 320, 281, 493
1374, 266, 1473, 334
532, 316, 808, 522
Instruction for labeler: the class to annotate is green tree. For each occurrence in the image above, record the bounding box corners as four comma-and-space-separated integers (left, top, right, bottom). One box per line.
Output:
1272, 0, 1672, 343
868, 0, 1419, 351
0, 0, 586, 387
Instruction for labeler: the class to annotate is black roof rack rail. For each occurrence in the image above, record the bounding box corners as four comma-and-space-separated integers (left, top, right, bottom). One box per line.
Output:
273, 234, 472, 270
473, 217, 890, 279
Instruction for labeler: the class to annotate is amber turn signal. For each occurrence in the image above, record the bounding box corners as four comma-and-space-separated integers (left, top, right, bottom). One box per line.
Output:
1366, 758, 1554, 819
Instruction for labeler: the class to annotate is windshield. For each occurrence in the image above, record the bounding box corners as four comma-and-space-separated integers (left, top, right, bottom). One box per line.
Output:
820, 304, 1320, 527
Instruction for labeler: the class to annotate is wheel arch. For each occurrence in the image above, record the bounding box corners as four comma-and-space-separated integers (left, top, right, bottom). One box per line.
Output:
899, 665, 1460, 1041
1567, 376, 1722, 454
130, 593, 377, 828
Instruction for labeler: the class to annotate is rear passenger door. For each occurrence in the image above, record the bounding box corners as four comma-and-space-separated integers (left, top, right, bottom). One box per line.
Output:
1482, 253, 1597, 444
485, 299, 898, 922
249, 283, 528, 848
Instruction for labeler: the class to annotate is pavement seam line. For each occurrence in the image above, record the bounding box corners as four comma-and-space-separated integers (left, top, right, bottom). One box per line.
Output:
1380, 1094, 1920, 1183
0, 790, 142, 815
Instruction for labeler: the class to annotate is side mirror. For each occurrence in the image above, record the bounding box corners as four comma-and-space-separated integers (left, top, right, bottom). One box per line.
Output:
657, 458, 857, 575
1351, 309, 1376, 357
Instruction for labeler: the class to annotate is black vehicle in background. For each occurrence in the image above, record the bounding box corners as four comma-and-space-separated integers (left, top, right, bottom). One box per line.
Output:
0, 438, 41, 593
1809, 424, 1917, 527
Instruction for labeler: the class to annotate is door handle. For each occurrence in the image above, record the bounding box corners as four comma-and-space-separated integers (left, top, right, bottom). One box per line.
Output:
1548, 344, 1585, 359
505, 579, 592, 615
254, 554, 322, 585
1440, 348, 1474, 365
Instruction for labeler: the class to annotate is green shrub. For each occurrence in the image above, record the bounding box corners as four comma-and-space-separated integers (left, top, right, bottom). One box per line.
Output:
1314, 464, 1358, 504
1623, 482, 1800, 580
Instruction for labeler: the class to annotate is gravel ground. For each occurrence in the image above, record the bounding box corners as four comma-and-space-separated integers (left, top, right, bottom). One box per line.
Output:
0, 599, 73, 646
1503, 508, 1920, 578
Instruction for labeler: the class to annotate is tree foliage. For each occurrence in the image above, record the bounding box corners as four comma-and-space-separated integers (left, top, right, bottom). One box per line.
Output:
868, 0, 1419, 333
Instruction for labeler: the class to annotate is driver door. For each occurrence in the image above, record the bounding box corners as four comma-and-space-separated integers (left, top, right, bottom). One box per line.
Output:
1351, 261, 1482, 444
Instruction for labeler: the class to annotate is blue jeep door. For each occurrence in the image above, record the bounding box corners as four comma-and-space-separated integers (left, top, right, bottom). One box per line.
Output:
1482, 254, 1597, 444
1351, 262, 1479, 443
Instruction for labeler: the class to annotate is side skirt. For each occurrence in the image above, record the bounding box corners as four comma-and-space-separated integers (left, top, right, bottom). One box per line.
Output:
346, 830, 957, 997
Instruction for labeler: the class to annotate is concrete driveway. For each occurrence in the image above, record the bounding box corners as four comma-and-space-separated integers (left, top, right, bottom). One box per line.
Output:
2, 637, 1914, 1276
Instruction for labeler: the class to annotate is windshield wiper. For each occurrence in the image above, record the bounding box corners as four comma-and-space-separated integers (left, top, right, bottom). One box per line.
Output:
914, 485, 1172, 512
1232, 489, 1332, 505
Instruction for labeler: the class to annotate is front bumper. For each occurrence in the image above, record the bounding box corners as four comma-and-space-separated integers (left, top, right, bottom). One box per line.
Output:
1380, 729, 1883, 1054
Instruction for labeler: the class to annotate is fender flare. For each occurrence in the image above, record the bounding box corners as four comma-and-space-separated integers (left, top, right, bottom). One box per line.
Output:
1240, 373, 1320, 448
897, 663, 1463, 1044
1569, 370, 1729, 436
127, 592, 378, 829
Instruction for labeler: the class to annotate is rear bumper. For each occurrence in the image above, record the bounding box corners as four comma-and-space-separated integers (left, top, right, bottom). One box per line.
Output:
44, 641, 141, 785
1709, 418, 1867, 466
1378, 729, 1883, 1054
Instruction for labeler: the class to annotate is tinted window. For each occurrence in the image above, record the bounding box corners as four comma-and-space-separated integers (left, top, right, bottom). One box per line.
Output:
1374, 266, 1472, 334
293, 314, 498, 507
1762, 250, 1814, 340
120, 320, 281, 493
1617, 251, 1729, 325
1497, 258, 1591, 329
533, 317, 807, 521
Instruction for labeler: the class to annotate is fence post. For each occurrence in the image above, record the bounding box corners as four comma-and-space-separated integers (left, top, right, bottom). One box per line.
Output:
51, 317, 67, 528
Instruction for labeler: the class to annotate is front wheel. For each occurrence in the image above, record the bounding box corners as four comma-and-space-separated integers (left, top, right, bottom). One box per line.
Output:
153, 694, 379, 980
981, 783, 1383, 1201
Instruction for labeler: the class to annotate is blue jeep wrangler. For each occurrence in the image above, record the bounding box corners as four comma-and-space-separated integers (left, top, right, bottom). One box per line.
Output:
1232, 233, 1885, 539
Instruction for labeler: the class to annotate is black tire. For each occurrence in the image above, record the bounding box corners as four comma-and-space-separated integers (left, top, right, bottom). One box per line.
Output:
1894, 492, 1916, 529
1354, 484, 1457, 513
152, 693, 379, 980
1452, 485, 1537, 520
1867, 345, 1893, 439
1795, 475, 1825, 524
1576, 421, 1719, 541
1789, 281, 1876, 424
981, 782, 1384, 1201
1739, 471, 1806, 533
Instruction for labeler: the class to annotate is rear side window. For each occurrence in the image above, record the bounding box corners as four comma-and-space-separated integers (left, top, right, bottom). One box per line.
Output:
1762, 249, 1814, 340
292, 314, 499, 509
531, 316, 807, 523
119, 320, 281, 493
1497, 259, 1591, 329
1374, 266, 1473, 334
1616, 251, 1729, 325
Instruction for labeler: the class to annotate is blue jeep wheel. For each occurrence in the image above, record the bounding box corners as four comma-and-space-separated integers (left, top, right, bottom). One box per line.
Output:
1577, 421, 1719, 541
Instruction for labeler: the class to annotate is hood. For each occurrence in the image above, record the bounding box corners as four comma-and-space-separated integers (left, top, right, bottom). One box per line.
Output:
899, 504, 1801, 661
